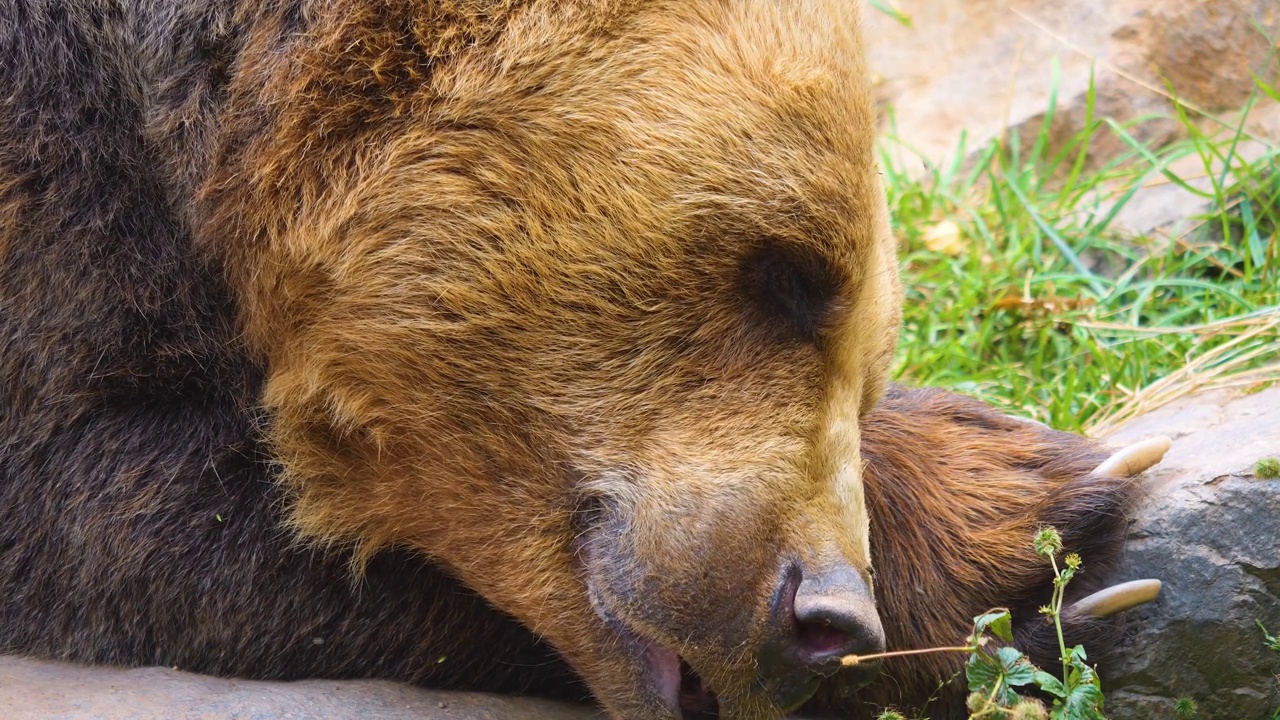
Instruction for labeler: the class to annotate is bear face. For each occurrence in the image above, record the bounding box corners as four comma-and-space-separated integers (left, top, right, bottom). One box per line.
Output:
196, 1, 899, 717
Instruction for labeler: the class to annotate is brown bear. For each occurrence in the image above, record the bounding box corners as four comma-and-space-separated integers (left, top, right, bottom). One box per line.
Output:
0, 1, 1156, 718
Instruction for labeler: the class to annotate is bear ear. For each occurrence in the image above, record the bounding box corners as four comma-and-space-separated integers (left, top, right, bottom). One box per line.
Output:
1093, 436, 1172, 478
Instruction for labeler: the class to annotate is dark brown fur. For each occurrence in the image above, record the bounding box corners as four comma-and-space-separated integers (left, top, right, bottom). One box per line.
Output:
0, 2, 1133, 718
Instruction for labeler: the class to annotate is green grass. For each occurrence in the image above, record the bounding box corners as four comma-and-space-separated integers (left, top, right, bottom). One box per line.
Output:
1257, 457, 1280, 480
882, 71, 1280, 435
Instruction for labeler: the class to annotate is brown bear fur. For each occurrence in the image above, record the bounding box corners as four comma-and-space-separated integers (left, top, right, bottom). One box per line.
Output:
0, 2, 1134, 718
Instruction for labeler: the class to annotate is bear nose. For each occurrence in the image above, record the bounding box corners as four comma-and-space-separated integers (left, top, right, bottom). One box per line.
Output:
758, 559, 886, 709
789, 562, 886, 669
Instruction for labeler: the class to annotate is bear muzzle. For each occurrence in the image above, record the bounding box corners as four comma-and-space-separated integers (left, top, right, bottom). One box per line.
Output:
754, 557, 886, 711
584, 546, 885, 719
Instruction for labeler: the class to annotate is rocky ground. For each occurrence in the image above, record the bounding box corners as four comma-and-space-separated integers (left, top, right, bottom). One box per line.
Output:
0, 656, 603, 720
1102, 387, 1280, 719
864, 0, 1280, 174
865, 0, 1280, 240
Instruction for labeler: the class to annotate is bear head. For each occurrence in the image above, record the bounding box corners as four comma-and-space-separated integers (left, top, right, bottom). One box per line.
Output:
200, 1, 900, 717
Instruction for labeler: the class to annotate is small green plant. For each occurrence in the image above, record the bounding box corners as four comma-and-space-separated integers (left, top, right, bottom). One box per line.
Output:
866, 0, 912, 27
1173, 696, 1198, 718
1259, 620, 1280, 652
1255, 457, 1280, 480
856, 527, 1107, 720
875, 711, 908, 720
960, 609, 1046, 719
960, 528, 1105, 720
1261, 621, 1280, 719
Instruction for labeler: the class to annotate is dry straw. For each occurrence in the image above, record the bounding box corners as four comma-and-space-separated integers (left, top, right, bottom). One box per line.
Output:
1085, 312, 1280, 438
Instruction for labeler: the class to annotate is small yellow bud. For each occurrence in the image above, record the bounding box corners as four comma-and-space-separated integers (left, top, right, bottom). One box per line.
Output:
1012, 699, 1048, 720
967, 691, 994, 715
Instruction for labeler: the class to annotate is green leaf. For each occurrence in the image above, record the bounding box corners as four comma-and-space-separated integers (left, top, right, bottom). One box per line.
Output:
996, 646, 1036, 687
866, 0, 913, 27
967, 656, 1021, 706
974, 610, 1014, 643
1035, 671, 1067, 698
1258, 620, 1280, 652
1063, 677, 1106, 719
966, 653, 1002, 692
1251, 71, 1280, 105
967, 647, 1036, 708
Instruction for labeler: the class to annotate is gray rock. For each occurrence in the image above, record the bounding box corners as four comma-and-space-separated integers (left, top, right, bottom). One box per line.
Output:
1102, 386, 1280, 720
863, 0, 1280, 223
0, 656, 603, 720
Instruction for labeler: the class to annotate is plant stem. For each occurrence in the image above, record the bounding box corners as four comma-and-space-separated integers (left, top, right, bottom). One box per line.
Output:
1049, 553, 1069, 680
840, 645, 976, 667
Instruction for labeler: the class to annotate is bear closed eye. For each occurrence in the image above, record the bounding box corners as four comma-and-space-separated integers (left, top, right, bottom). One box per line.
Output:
739, 240, 845, 344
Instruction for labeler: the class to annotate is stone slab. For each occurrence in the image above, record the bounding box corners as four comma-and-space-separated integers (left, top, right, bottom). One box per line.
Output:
0, 657, 603, 720
1102, 385, 1280, 719
865, 0, 1280, 172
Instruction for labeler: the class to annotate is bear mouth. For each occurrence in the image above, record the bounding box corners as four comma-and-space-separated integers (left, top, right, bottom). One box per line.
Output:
629, 623, 722, 719
587, 584, 721, 717
575, 514, 721, 717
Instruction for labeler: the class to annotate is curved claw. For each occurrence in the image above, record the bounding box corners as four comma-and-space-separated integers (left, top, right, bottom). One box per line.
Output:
1093, 436, 1172, 478
1065, 579, 1162, 619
